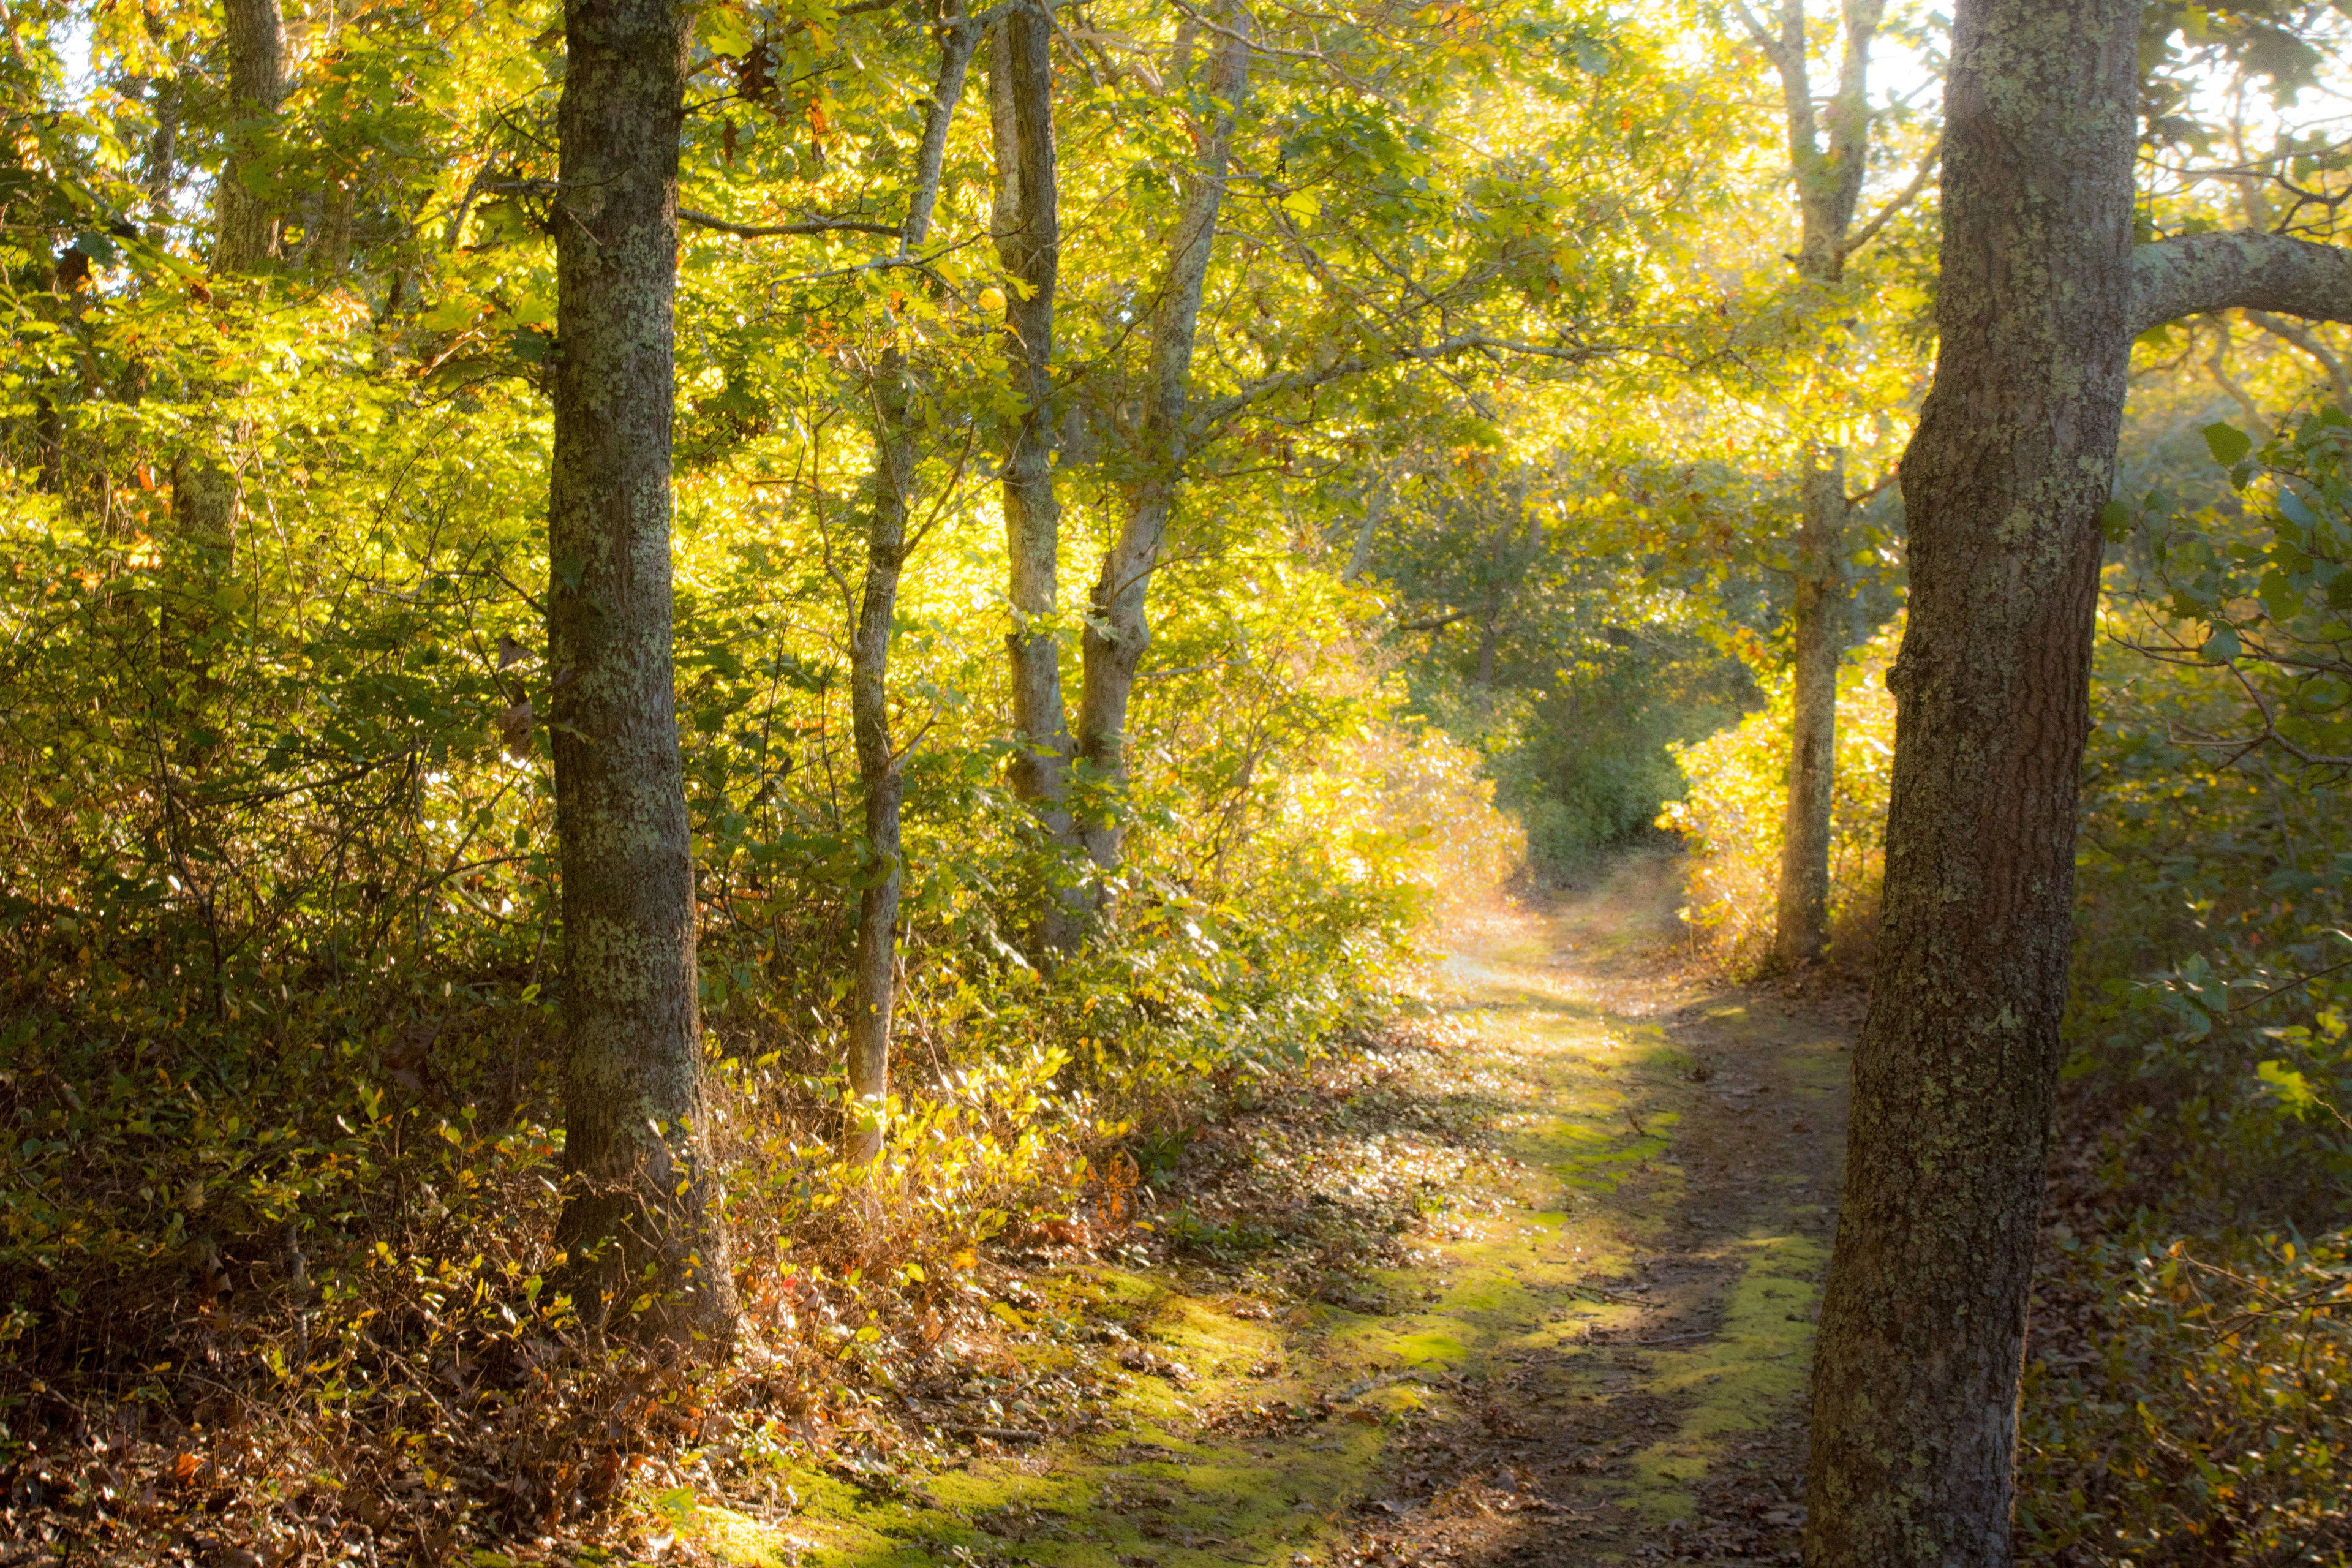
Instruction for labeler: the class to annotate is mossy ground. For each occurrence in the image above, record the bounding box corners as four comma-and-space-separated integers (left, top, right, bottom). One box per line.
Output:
636, 859, 1852, 1567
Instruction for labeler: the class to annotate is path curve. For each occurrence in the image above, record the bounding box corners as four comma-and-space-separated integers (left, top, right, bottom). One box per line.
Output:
661, 857, 1856, 1568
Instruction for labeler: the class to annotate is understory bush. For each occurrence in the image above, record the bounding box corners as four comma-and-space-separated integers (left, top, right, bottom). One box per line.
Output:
2018, 409, 2352, 1558
0, 388, 1507, 1549
2019, 1228, 2352, 1562
1656, 616, 1899, 974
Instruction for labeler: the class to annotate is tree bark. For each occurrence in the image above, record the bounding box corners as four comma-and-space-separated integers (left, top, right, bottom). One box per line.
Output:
843, 12, 980, 1160
1796, 29, 2352, 1553
845, 364, 916, 1164
1751, 0, 1881, 967
2130, 228, 2352, 335
1073, 12, 1251, 872
167, 0, 287, 683
987, 6, 1084, 952
1800, 0, 2139, 1556
546, 0, 737, 1340
215, 0, 286, 271
141, 72, 182, 241
1773, 450, 1845, 967
1474, 594, 1501, 687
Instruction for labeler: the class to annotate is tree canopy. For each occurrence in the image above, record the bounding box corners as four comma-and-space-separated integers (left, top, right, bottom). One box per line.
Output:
10, 0, 2352, 1558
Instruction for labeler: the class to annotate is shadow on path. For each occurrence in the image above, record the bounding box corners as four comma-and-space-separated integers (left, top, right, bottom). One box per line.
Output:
662, 854, 1855, 1568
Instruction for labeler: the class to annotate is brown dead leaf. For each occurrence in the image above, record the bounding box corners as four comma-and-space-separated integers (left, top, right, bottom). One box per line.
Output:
496, 698, 534, 759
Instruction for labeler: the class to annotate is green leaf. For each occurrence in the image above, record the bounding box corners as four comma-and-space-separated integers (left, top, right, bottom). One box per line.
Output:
2203, 624, 2241, 662
2100, 499, 2133, 541
2258, 1058, 2320, 1114
2260, 568, 2299, 622
420, 296, 483, 332
701, 4, 754, 56
2203, 422, 2253, 467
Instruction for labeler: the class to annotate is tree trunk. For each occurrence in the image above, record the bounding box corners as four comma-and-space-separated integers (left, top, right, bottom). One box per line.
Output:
843, 13, 980, 1160
987, 7, 1084, 952
142, 72, 182, 241
1073, 14, 1251, 872
1800, 0, 2138, 1556
1773, 449, 1844, 966
546, 0, 737, 1341
845, 368, 916, 1164
1343, 480, 1386, 581
1750, 0, 1880, 967
167, 0, 284, 686
215, 0, 285, 271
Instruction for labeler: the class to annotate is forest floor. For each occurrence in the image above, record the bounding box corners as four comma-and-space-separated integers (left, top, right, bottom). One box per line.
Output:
653, 853, 1860, 1568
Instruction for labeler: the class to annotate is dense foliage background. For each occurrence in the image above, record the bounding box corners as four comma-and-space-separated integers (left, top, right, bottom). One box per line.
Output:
7, 0, 2352, 1557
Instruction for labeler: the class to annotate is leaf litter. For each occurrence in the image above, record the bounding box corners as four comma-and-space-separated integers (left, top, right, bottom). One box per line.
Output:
1, 856, 1858, 1566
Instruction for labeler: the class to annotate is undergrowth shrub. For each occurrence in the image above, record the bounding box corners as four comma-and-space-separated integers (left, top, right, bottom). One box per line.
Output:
0, 346, 1510, 1550
2019, 1229, 2352, 1562
1656, 617, 1899, 974
0, 492, 1497, 1548
2019, 410, 2352, 1558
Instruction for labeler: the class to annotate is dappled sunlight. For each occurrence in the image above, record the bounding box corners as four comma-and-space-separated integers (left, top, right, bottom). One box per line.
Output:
635, 873, 1857, 1566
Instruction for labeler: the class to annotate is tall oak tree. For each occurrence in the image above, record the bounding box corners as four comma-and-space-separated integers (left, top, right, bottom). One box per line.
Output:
1803, 0, 2352, 1556
547, 0, 737, 1339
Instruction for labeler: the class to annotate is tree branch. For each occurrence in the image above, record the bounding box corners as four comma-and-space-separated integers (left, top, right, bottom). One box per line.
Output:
1395, 607, 1477, 633
1188, 334, 1613, 439
1845, 469, 1898, 508
2247, 307, 2352, 407
679, 209, 899, 238
2203, 317, 2268, 435
1838, 135, 1940, 260
2131, 230, 2352, 339
1727, 0, 1785, 59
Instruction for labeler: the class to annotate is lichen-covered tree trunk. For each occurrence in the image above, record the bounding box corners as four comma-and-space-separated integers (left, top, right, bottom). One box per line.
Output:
1073, 16, 1251, 872
215, 0, 285, 271
1800, 0, 2138, 1556
843, 15, 979, 1160
845, 366, 916, 1163
1754, 0, 1882, 967
168, 0, 285, 679
1773, 450, 1844, 967
987, 7, 1084, 953
546, 0, 736, 1340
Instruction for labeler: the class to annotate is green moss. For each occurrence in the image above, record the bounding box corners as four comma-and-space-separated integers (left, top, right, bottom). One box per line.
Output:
1386, 1330, 1468, 1365
1624, 1225, 1826, 1512
649, 906, 1841, 1564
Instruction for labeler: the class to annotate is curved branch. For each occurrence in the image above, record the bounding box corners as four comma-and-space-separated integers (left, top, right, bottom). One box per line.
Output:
2130, 230, 2352, 339
1838, 136, 1941, 261
2247, 307, 2352, 407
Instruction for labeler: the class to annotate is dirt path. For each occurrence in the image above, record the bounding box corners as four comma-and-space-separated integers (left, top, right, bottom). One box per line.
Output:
660, 858, 1856, 1567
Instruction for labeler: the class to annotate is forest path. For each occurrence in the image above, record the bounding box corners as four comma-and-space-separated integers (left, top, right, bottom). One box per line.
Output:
662, 856, 1854, 1568
1331, 859, 1853, 1566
